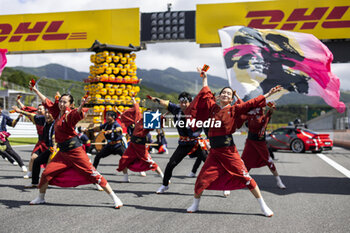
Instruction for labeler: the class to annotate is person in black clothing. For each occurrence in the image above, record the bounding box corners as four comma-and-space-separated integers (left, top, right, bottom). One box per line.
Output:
0, 103, 27, 172
88, 111, 126, 169
268, 147, 276, 160
77, 126, 91, 155
148, 92, 208, 194
12, 104, 46, 179
125, 124, 135, 144
188, 155, 203, 177
151, 128, 168, 154
24, 110, 55, 188
146, 132, 153, 152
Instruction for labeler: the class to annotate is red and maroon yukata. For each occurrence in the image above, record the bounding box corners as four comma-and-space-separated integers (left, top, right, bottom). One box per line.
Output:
117, 103, 159, 172
241, 108, 276, 172
21, 106, 47, 155
185, 86, 266, 195
38, 98, 107, 188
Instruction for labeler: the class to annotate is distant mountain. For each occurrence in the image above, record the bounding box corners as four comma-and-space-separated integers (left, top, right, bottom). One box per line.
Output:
137, 67, 229, 94
276, 93, 327, 105
277, 91, 350, 105
12, 63, 89, 82
11, 64, 229, 94
10, 63, 350, 105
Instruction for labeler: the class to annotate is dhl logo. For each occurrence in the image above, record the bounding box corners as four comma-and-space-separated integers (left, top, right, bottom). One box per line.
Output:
0, 20, 87, 42
246, 6, 350, 30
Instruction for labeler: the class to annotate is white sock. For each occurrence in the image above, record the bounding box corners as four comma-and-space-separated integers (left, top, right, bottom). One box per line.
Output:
156, 185, 169, 194
275, 176, 282, 183
27, 171, 32, 176
30, 192, 45, 204
257, 197, 273, 217
95, 184, 103, 191
223, 190, 231, 197
194, 197, 200, 206
39, 193, 45, 199
109, 192, 123, 207
109, 192, 118, 202
187, 197, 200, 213
140, 171, 146, 177
275, 176, 286, 188
123, 174, 129, 182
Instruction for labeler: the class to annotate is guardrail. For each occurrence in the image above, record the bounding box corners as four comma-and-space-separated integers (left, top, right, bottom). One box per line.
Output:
7, 122, 37, 138
333, 129, 350, 149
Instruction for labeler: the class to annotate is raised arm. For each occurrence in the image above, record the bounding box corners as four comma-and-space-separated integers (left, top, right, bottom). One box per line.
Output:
258, 103, 276, 138
197, 67, 208, 88
12, 114, 22, 127
77, 96, 90, 115
148, 96, 169, 108
12, 105, 35, 122
87, 125, 101, 133
264, 102, 276, 122
55, 91, 61, 100
30, 81, 47, 103
104, 123, 123, 135
16, 95, 25, 109
5, 114, 22, 128
263, 85, 283, 99
234, 86, 282, 116
132, 97, 142, 122
120, 98, 141, 127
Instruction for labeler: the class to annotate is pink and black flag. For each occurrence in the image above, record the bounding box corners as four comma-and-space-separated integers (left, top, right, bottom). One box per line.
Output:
219, 26, 345, 113
0, 48, 7, 77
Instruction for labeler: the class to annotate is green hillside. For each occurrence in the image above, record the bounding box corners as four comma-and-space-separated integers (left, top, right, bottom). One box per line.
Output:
1, 67, 85, 104
10, 63, 350, 106
12, 64, 229, 95
0, 67, 179, 108
137, 67, 229, 94
13, 63, 87, 82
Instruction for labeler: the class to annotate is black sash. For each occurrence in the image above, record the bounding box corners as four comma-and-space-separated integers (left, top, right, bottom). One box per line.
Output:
248, 132, 265, 141
131, 135, 147, 145
209, 135, 235, 148
57, 136, 82, 152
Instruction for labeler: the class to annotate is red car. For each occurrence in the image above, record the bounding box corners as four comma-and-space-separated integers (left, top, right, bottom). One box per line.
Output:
266, 126, 333, 153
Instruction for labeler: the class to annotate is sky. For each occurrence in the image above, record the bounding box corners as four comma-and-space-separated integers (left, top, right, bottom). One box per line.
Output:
1, 0, 349, 90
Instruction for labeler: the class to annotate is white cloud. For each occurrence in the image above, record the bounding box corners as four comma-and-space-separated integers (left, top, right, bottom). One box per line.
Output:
137, 42, 226, 76
332, 63, 350, 91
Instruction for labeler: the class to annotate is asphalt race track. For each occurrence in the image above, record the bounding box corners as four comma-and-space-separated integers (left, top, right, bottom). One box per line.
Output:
0, 135, 349, 233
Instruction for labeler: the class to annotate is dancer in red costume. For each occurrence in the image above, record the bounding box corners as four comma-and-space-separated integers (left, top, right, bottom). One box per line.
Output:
117, 98, 164, 182
14, 96, 46, 179
185, 67, 282, 217
241, 102, 286, 189
28, 83, 123, 208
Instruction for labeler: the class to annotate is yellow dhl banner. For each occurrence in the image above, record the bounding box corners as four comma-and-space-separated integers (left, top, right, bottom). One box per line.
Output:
196, 0, 350, 46
0, 8, 140, 53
